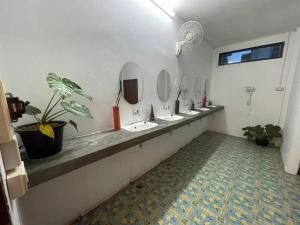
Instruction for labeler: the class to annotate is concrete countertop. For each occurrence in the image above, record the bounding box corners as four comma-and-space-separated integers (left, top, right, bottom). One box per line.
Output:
22, 106, 224, 187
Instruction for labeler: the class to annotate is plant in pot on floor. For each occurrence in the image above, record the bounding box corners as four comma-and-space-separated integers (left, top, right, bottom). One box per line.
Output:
242, 124, 282, 147
15, 73, 93, 159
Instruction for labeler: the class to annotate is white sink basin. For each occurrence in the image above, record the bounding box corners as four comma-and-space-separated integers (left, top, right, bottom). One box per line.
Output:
159, 114, 184, 122
182, 110, 200, 115
123, 121, 158, 132
196, 107, 210, 111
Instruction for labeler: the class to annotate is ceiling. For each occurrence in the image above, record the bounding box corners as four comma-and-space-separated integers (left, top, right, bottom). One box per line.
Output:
167, 0, 300, 47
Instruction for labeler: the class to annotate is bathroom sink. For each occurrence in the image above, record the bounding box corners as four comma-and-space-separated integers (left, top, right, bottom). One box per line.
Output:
182, 110, 200, 115
123, 121, 158, 132
159, 114, 184, 122
195, 107, 210, 111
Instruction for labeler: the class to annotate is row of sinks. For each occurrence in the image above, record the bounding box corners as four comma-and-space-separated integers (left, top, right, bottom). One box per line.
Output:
123, 106, 216, 132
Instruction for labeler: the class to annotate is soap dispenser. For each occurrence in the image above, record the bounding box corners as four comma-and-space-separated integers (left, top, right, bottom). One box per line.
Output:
190, 100, 195, 110
150, 104, 155, 121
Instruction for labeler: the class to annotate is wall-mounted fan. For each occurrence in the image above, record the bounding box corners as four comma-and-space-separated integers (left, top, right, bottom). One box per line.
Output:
176, 21, 204, 56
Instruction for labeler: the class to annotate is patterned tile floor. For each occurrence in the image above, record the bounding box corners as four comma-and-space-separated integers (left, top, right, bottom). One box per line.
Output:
72, 132, 300, 225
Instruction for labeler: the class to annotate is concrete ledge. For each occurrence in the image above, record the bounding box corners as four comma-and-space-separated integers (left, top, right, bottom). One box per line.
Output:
22, 106, 224, 187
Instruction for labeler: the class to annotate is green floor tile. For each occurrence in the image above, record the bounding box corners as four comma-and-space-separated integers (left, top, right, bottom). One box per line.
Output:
71, 132, 300, 225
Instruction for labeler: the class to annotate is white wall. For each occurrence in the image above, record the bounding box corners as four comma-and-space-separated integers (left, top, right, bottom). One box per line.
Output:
180, 41, 214, 108
281, 28, 300, 175
0, 0, 214, 134
0, 0, 188, 139
209, 33, 292, 137
0, 1, 214, 225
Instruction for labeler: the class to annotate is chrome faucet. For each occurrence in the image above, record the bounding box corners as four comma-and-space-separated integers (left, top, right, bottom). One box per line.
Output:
132, 109, 140, 123
132, 109, 140, 116
163, 105, 170, 116
163, 105, 170, 110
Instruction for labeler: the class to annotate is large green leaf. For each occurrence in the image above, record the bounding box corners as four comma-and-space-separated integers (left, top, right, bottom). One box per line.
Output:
47, 73, 73, 98
25, 105, 42, 115
254, 126, 265, 139
265, 124, 282, 138
47, 73, 92, 101
242, 127, 251, 131
62, 78, 92, 101
61, 100, 92, 118
73, 88, 92, 101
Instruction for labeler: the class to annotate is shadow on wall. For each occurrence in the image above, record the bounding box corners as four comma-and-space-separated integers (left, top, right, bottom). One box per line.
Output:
208, 111, 228, 135
70, 132, 227, 225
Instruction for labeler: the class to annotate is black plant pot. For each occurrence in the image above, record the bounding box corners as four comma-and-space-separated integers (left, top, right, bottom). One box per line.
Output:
255, 138, 269, 147
15, 121, 67, 159
175, 100, 180, 114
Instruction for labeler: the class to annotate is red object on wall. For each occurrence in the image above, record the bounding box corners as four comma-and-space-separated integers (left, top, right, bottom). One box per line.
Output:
113, 106, 121, 131
201, 97, 207, 107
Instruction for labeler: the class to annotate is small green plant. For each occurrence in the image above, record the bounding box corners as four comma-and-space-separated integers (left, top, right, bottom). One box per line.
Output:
25, 73, 93, 139
242, 124, 282, 142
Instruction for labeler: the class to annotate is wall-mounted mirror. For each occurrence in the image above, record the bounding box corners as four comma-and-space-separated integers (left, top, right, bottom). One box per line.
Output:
180, 75, 189, 100
194, 77, 202, 99
120, 62, 144, 104
157, 70, 172, 102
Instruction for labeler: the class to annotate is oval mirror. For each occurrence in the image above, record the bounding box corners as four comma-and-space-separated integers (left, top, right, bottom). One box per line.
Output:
180, 75, 189, 100
119, 62, 144, 104
157, 70, 172, 102
194, 77, 202, 99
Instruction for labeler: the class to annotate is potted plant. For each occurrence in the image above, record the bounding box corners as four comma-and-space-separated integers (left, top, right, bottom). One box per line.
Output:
15, 73, 93, 159
242, 124, 282, 147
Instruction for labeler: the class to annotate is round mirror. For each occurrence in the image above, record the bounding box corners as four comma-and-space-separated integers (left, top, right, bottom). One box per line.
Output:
195, 77, 202, 98
119, 62, 144, 104
180, 75, 189, 100
157, 70, 172, 102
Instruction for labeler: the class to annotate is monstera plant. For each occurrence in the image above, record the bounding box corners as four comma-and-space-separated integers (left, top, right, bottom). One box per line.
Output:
15, 73, 93, 159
